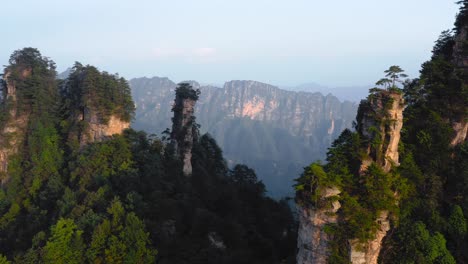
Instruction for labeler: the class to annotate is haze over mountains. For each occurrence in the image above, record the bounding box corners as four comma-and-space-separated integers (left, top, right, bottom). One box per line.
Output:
282, 83, 371, 102
130, 77, 358, 197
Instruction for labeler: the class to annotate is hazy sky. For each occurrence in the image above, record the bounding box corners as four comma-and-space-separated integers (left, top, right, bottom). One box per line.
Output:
0, 0, 460, 86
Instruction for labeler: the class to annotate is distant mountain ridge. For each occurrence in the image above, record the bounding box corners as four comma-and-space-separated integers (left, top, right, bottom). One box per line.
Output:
130, 77, 358, 197
281, 82, 371, 102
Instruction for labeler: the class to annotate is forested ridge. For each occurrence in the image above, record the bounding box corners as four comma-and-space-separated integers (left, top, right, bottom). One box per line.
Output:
0, 49, 296, 263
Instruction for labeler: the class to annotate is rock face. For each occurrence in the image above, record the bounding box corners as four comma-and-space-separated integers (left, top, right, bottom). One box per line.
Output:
451, 121, 468, 146
351, 91, 404, 264
451, 24, 468, 146
130, 77, 357, 197
170, 84, 198, 176
78, 110, 130, 146
453, 23, 468, 68
0, 70, 31, 186
296, 187, 341, 264
357, 91, 405, 173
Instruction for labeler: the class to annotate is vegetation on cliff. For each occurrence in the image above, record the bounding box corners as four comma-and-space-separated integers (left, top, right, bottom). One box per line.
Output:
296, 1, 468, 263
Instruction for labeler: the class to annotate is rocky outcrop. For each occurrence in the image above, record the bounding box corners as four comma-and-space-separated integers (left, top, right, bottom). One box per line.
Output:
296, 187, 341, 264
349, 211, 391, 264
450, 24, 468, 146
450, 120, 468, 146
0, 70, 31, 186
170, 84, 199, 176
351, 91, 404, 264
78, 110, 130, 146
357, 91, 404, 172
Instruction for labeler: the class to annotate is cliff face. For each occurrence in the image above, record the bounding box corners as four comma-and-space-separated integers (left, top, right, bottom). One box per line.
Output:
357, 92, 405, 172
130, 78, 357, 197
296, 187, 341, 264
0, 70, 31, 186
351, 91, 404, 264
78, 110, 130, 146
170, 84, 199, 176
451, 24, 468, 146
295, 90, 404, 264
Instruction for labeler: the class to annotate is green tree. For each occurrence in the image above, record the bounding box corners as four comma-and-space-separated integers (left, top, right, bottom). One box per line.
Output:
448, 205, 467, 239
0, 254, 10, 264
384, 65, 408, 88
375, 65, 408, 90
88, 199, 156, 264
43, 219, 84, 264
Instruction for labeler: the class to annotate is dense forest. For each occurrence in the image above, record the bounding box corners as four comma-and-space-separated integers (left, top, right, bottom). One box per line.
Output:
0, 48, 296, 263
295, 1, 468, 263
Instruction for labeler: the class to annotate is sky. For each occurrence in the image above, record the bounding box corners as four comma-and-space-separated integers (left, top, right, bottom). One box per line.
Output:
0, 0, 461, 87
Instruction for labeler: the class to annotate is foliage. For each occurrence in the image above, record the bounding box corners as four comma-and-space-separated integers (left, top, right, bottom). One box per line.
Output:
0, 255, 10, 264
381, 3, 468, 262
60, 62, 135, 148
384, 222, 456, 264
174, 82, 200, 101
374, 65, 407, 90
43, 218, 84, 264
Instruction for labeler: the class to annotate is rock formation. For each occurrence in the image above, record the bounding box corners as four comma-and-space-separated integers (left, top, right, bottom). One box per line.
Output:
296, 186, 341, 264
350, 91, 404, 264
77, 110, 130, 146
170, 83, 199, 176
450, 22, 468, 146
0, 69, 31, 186
295, 90, 404, 264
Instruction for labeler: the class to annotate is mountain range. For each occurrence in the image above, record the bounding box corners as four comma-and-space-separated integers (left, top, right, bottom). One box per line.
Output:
130, 78, 358, 198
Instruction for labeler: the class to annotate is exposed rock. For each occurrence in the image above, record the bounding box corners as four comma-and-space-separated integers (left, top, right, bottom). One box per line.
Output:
78, 110, 130, 146
0, 71, 31, 186
351, 91, 404, 264
451, 121, 468, 146
349, 211, 391, 264
450, 24, 468, 147
296, 186, 341, 264
357, 91, 404, 173
170, 84, 199, 176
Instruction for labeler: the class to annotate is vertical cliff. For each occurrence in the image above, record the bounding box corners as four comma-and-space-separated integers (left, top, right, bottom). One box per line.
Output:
350, 90, 404, 264
0, 48, 58, 187
0, 70, 30, 186
296, 186, 341, 264
76, 108, 130, 146
295, 88, 405, 264
450, 19, 468, 146
170, 83, 200, 176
